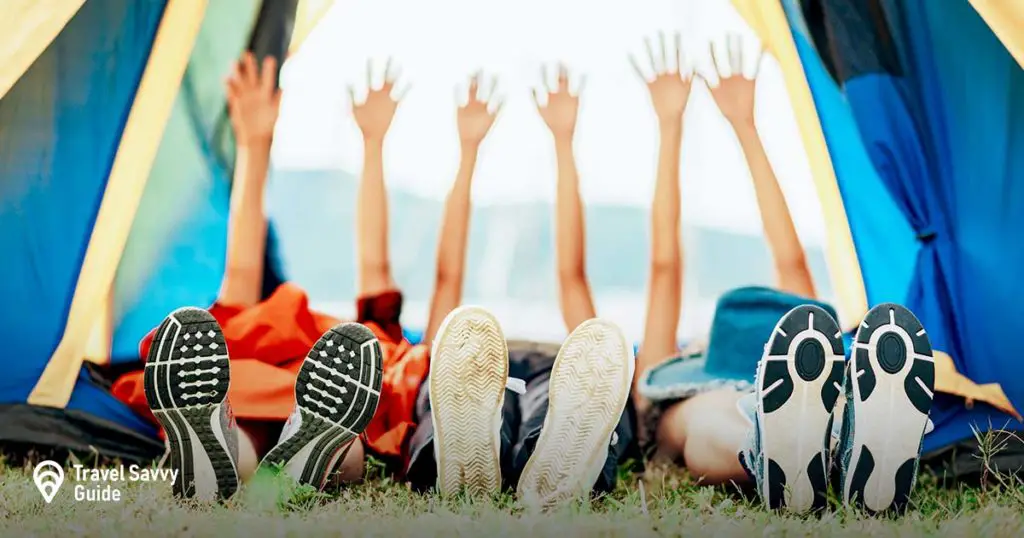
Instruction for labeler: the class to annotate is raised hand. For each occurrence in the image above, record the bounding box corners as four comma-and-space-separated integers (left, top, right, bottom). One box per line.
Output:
457, 72, 502, 148
534, 64, 580, 139
631, 32, 693, 124
225, 52, 281, 147
349, 58, 408, 143
704, 34, 761, 128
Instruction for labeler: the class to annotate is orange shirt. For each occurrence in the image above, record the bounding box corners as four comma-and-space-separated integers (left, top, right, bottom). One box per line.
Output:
110, 284, 430, 468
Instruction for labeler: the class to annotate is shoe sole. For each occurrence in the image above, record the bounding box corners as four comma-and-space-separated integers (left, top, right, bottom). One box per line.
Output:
757, 305, 845, 513
516, 318, 632, 510
844, 303, 935, 513
429, 305, 509, 498
259, 322, 383, 489
143, 307, 239, 501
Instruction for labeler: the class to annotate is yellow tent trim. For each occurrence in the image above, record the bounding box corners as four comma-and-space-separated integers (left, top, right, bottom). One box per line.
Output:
968, 0, 1024, 68
28, 0, 210, 408
731, 0, 868, 331
83, 288, 113, 365
0, 0, 86, 101
289, 0, 336, 54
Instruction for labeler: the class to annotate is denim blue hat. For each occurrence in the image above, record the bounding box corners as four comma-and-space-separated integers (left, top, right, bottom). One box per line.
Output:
638, 286, 839, 401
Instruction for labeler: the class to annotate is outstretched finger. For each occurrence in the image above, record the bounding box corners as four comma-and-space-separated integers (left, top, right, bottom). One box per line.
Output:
750, 47, 765, 80
484, 74, 499, 103
260, 55, 278, 95
242, 52, 258, 87
674, 32, 683, 75
629, 54, 647, 83
557, 63, 569, 92
728, 34, 743, 77
540, 64, 553, 94
532, 87, 542, 109
710, 40, 727, 78
393, 82, 412, 102
347, 85, 358, 107
468, 72, 480, 103
573, 74, 587, 97
643, 36, 658, 75
490, 98, 504, 117
366, 58, 376, 89
659, 31, 668, 74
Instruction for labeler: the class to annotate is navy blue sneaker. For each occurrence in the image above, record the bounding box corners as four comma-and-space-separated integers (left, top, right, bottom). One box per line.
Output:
838, 303, 935, 513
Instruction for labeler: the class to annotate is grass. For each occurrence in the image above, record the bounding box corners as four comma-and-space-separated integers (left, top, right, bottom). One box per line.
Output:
2, 447, 1024, 538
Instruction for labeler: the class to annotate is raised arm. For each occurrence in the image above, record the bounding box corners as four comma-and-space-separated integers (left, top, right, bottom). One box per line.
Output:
633, 33, 692, 386
422, 73, 501, 343
705, 37, 816, 299
350, 59, 406, 297
535, 64, 596, 333
220, 52, 281, 307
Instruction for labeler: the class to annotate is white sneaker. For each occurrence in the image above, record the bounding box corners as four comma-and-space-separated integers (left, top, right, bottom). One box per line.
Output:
429, 305, 509, 498
516, 318, 633, 510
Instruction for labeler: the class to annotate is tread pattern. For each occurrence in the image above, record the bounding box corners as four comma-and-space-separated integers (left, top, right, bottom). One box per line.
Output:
429, 306, 509, 498
844, 303, 935, 514
143, 307, 238, 501
757, 305, 845, 514
516, 318, 632, 511
258, 322, 383, 489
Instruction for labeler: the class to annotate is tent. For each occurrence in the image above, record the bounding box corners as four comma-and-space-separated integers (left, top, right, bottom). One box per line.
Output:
0, 0, 304, 460
1, 0, 1021, 469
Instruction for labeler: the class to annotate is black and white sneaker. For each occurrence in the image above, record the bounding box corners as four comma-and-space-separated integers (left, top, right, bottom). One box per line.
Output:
258, 322, 383, 489
748, 305, 846, 513
840, 303, 935, 513
144, 307, 239, 501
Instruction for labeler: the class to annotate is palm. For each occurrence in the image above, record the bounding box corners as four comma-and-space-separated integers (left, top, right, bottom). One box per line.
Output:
632, 33, 694, 123
350, 58, 405, 141
457, 74, 500, 146
709, 75, 755, 126
225, 53, 281, 145
706, 35, 762, 127
646, 75, 692, 122
535, 66, 579, 137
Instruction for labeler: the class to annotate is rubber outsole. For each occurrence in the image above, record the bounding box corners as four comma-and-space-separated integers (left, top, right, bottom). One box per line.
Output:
143, 307, 239, 501
429, 306, 509, 498
516, 318, 632, 511
843, 303, 935, 514
757, 305, 845, 513
258, 322, 383, 489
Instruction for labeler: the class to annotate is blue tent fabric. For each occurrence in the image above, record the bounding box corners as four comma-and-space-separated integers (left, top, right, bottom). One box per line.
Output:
794, 0, 1024, 451
0, 0, 166, 409
782, 0, 919, 310
112, 0, 266, 361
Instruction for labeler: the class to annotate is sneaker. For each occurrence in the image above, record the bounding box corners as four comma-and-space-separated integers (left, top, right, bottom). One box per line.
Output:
144, 307, 239, 501
516, 318, 633, 510
742, 305, 846, 513
429, 305, 509, 498
839, 303, 935, 513
258, 322, 383, 489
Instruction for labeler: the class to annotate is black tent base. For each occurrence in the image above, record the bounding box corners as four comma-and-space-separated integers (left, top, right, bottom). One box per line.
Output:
0, 404, 164, 465
921, 431, 1024, 486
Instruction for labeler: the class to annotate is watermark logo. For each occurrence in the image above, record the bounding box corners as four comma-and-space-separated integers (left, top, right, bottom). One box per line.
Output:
33, 460, 64, 504
31, 462, 178, 504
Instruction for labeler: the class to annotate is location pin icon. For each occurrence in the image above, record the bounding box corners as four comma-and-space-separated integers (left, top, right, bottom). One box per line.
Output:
33, 460, 64, 504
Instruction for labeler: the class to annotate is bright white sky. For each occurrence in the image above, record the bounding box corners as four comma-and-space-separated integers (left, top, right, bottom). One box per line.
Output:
272, 0, 827, 244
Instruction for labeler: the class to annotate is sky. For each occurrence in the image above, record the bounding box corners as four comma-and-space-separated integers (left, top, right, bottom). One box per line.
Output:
271, 0, 828, 245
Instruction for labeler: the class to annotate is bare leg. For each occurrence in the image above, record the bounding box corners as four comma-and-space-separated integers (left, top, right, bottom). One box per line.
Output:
329, 438, 367, 486
655, 389, 750, 485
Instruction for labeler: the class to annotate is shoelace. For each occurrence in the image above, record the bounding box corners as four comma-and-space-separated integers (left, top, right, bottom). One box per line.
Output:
505, 377, 526, 395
